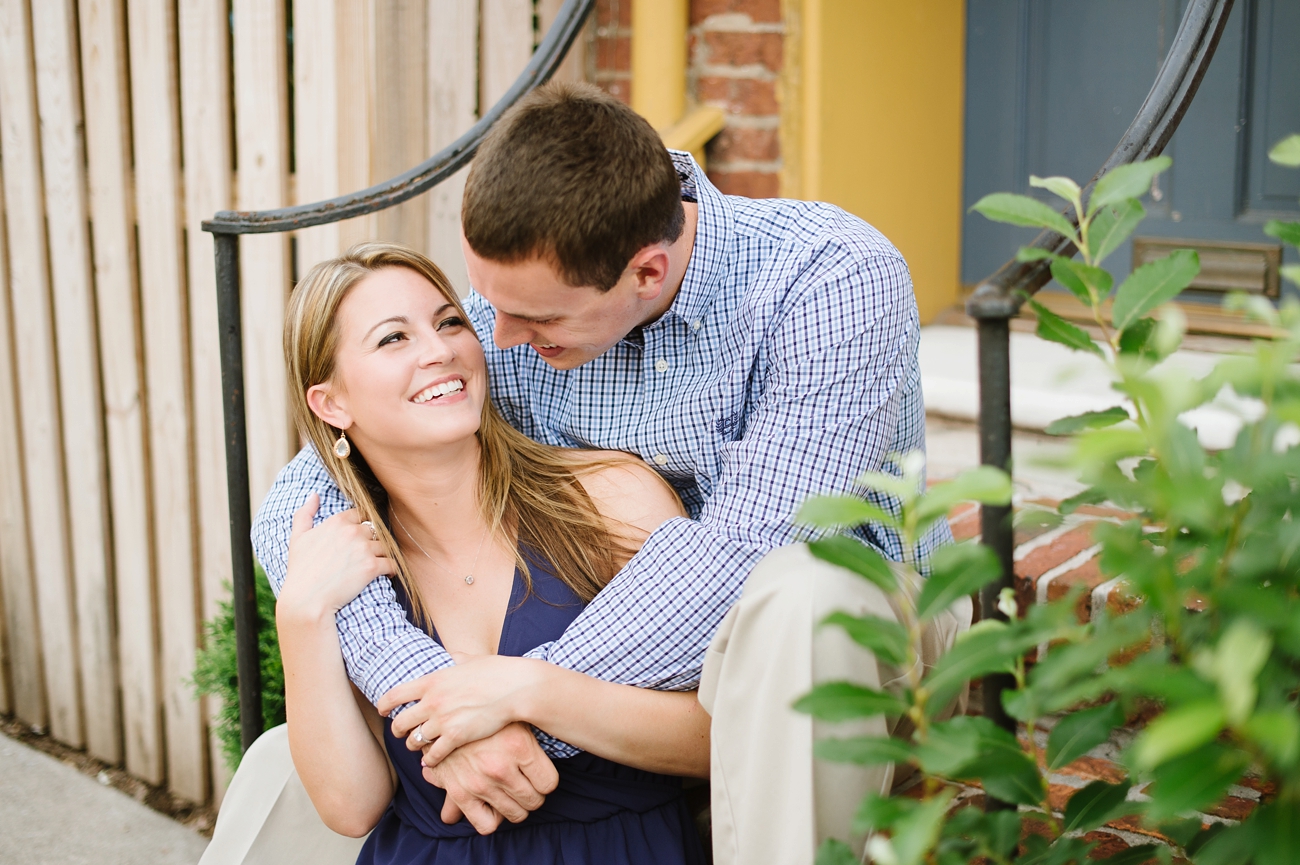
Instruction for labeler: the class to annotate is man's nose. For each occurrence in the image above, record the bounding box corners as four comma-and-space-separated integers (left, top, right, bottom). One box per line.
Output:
493, 315, 531, 349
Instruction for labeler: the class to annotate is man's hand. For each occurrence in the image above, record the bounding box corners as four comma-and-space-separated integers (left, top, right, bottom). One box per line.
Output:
420, 722, 559, 834
380, 655, 549, 765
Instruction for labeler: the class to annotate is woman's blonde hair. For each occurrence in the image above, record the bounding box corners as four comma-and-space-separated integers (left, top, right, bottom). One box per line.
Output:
284, 241, 630, 627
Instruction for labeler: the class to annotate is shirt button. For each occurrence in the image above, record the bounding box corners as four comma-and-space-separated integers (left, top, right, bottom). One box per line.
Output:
692, 320, 702, 331
653, 453, 669, 466
654, 359, 669, 373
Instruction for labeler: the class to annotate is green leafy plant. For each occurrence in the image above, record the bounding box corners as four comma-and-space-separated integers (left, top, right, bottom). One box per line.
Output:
192, 565, 286, 772
799, 152, 1300, 865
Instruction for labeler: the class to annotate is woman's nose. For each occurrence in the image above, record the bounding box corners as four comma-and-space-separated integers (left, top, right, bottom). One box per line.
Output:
418, 333, 456, 365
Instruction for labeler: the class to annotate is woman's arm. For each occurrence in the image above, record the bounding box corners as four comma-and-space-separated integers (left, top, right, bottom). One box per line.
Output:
277, 495, 398, 836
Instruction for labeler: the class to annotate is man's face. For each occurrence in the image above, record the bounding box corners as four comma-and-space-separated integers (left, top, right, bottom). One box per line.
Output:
463, 239, 654, 370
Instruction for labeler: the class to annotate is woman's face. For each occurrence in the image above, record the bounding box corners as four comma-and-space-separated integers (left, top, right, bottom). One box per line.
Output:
310, 266, 487, 458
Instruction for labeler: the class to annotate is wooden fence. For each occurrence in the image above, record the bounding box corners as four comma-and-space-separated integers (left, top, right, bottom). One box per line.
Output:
0, 0, 585, 805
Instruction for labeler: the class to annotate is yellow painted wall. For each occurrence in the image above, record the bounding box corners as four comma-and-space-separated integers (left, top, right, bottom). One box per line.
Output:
799, 1, 966, 323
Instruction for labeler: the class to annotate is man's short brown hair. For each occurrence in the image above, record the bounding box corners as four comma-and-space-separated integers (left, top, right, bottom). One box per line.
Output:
462, 81, 685, 291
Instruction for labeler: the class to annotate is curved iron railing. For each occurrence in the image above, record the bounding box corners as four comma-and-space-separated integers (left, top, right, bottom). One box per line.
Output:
204, 0, 1235, 778
966, 0, 1235, 787
202, 0, 596, 751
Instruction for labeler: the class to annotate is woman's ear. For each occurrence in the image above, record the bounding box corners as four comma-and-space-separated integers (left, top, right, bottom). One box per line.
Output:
306, 382, 353, 431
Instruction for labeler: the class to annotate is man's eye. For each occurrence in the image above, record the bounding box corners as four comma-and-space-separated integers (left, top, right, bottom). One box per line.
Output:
378, 331, 406, 347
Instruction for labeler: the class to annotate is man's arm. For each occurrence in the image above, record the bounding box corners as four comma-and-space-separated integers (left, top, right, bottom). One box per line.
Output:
523, 247, 952, 690
252, 450, 457, 704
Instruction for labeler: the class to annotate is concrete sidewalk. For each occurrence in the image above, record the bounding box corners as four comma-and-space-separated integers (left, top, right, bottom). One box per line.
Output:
0, 734, 208, 865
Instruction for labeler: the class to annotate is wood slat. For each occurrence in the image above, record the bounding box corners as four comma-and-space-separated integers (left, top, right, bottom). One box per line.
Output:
480, 0, 535, 108
127, 0, 205, 797
233, 0, 293, 509
79, 0, 157, 780
292, 0, 344, 271
335, 0, 377, 250
178, 0, 233, 802
374, 0, 428, 253
0, 0, 83, 746
538, 0, 587, 84
426, 0, 478, 294
32, 0, 121, 766
0, 133, 43, 726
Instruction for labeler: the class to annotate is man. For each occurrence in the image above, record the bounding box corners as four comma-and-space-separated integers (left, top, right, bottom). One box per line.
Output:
249, 81, 957, 863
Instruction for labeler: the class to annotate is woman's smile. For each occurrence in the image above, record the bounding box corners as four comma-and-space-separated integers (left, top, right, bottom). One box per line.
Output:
411, 376, 466, 404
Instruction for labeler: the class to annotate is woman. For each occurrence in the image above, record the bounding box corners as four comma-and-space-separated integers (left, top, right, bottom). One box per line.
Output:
274, 241, 709, 864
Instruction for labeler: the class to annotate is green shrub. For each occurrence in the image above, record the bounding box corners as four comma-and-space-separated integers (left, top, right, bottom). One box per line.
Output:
799, 149, 1300, 865
192, 565, 286, 772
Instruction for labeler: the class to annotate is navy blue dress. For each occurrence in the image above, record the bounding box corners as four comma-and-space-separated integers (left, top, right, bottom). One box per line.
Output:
355, 555, 706, 865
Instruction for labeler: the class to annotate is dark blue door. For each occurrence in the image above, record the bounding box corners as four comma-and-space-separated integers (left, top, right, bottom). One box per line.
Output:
962, 0, 1300, 305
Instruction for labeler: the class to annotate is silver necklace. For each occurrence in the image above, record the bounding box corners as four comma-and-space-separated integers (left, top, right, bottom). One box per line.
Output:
393, 512, 488, 585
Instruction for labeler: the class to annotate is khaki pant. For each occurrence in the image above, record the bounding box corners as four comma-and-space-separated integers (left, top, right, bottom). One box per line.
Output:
200, 544, 970, 865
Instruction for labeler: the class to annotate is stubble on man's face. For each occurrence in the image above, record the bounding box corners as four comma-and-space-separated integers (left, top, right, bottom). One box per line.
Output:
461, 243, 646, 371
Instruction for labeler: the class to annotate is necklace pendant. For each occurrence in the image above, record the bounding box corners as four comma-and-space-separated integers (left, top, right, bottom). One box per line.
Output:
464, 574, 475, 585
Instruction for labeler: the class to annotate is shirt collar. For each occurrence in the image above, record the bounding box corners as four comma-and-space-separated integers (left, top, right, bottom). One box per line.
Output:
653, 151, 735, 331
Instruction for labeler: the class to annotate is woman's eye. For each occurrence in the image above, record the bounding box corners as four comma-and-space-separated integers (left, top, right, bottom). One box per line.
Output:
377, 331, 406, 347
437, 316, 466, 330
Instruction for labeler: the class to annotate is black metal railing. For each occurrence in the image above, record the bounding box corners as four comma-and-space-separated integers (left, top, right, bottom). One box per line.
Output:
204, 0, 1233, 780
968, 0, 1235, 793
202, 0, 596, 752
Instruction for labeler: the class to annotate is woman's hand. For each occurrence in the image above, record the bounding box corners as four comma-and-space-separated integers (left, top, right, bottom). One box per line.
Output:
379, 655, 553, 767
278, 493, 396, 626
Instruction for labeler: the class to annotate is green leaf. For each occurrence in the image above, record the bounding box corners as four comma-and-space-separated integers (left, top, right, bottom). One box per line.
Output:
1144, 743, 1249, 822
1129, 700, 1226, 771
1062, 779, 1134, 833
1045, 406, 1130, 436
1111, 249, 1200, 331
1028, 299, 1103, 356
965, 750, 1045, 806
985, 811, 1023, 859
1016, 246, 1056, 262
889, 790, 956, 865
915, 543, 1002, 621
792, 681, 906, 721
1117, 317, 1157, 357
1059, 486, 1107, 515
1030, 174, 1082, 203
913, 465, 1012, 529
1089, 199, 1146, 264
915, 715, 987, 775
1051, 257, 1113, 306
970, 192, 1077, 239
820, 612, 909, 666
797, 494, 898, 531
1242, 709, 1300, 767
1249, 800, 1300, 865
1269, 134, 1300, 167
808, 536, 899, 594
814, 839, 859, 865
1264, 219, 1300, 247
855, 791, 914, 833
1048, 701, 1125, 770
1088, 156, 1172, 214
1283, 264, 1300, 288
855, 469, 918, 502
1210, 620, 1272, 726
925, 621, 1042, 713
1014, 507, 1062, 532
1154, 816, 1204, 847
815, 735, 914, 766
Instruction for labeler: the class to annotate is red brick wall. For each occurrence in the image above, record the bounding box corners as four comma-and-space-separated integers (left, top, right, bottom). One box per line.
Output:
591, 0, 784, 198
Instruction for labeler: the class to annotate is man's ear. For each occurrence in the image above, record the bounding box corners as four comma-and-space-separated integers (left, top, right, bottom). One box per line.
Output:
306, 382, 353, 431
627, 245, 672, 302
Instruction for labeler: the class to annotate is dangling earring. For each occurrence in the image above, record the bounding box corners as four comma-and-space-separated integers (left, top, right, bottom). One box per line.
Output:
333, 430, 351, 459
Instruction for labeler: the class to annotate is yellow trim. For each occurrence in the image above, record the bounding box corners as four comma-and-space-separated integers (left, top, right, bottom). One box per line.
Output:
631, 0, 687, 131
798, 1, 966, 324
799, 0, 823, 200
661, 106, 726, 167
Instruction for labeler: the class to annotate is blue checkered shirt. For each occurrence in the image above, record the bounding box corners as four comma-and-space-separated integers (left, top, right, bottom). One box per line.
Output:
252, 152, 951, 757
